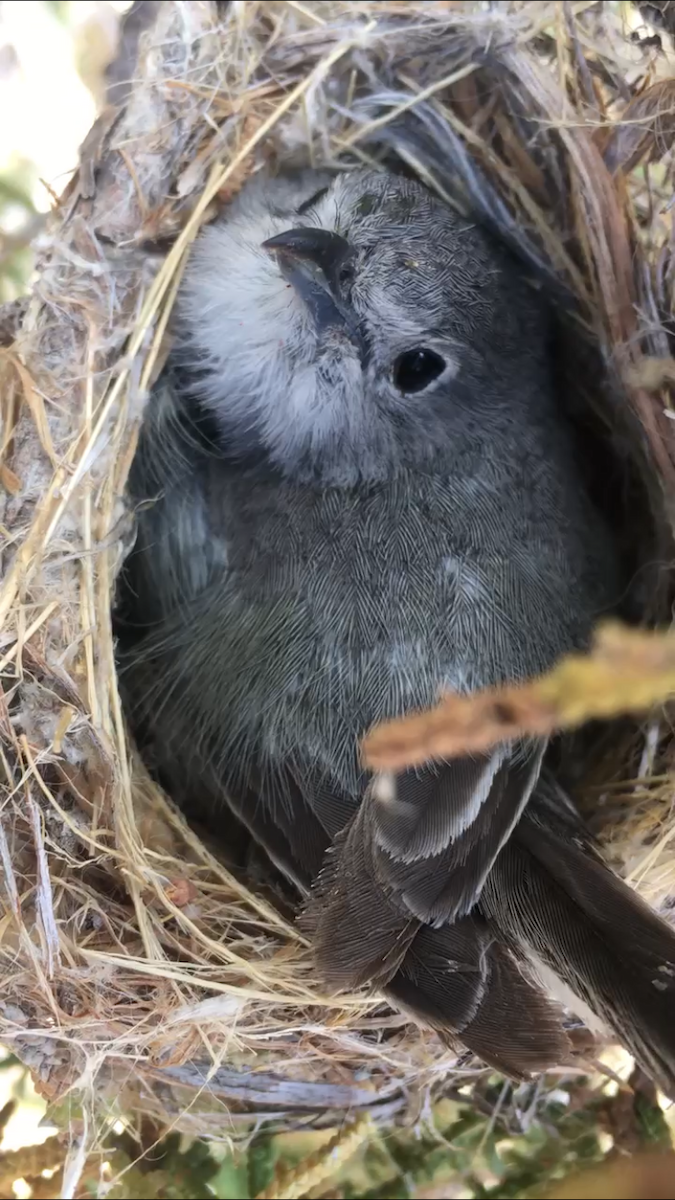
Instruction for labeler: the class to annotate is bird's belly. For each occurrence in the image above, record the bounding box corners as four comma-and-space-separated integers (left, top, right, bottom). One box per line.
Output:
156, 470, 609, 797
220, 551, 573, 797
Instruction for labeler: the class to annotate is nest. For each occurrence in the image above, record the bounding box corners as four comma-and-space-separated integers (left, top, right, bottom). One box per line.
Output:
2, 0, 675, 1160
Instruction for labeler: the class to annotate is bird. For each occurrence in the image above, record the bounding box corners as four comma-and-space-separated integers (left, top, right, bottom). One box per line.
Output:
115, 165, 675, 1096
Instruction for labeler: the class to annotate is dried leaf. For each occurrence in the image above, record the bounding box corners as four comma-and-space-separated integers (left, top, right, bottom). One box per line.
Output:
600, 79, 675, 175
544, 1150, 675, 1199
165, 878, 198, 908
0, 350, 59, 468
0, 1136, 65, 1192
625, 356, 675, 391
215, 114, 265, 205
362, 623, 675, 771
51, 706, 75, 754
0, 462, 21, 495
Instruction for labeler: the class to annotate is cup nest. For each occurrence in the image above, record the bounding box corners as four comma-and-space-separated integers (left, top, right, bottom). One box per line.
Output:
1, 0, 675, 1149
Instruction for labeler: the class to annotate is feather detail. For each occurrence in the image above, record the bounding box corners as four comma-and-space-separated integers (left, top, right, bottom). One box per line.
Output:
388, 921, 572, 1079
302, 799, 418, 989
367, 746, 545, 923
481, 789, 675, 1100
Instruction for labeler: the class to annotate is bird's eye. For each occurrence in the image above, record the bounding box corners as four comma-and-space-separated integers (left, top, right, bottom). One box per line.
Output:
337, 260, 355, 289
297, 186, 329, 216
393, 349, 446, 394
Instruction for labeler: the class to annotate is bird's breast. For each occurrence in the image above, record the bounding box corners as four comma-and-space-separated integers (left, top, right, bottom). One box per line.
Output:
202, 468, 604, 790
123, 451, 613, 803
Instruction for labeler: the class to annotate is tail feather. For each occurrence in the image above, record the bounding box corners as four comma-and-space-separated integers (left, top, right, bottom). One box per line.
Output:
304, 777, 675, 1095
302, 799, 419, 989
481, 800, 675, 1099
387, 921, 572, 1079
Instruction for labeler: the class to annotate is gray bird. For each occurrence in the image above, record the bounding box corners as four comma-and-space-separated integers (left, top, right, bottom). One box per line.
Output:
116, 167, 675, 1095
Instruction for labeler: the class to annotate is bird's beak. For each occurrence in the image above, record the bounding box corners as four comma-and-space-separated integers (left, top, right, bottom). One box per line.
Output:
262, 228, 355, 335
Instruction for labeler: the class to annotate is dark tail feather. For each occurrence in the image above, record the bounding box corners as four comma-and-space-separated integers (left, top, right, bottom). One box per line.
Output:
387, 920, 572, 1079
302, 800, 419, 989
481, 797, 675, 1099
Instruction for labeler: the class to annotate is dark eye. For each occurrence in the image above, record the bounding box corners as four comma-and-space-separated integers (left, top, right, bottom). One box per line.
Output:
393, 349, 445, 394
337, 260, 355, 289
297, 186, 329, 216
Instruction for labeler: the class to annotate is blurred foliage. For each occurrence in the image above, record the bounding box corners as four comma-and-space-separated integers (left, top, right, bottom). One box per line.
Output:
0, 1045, 671, 1200
41, 1, 71, 21
0, 157, 39, 302
103, 1134, 223, 1200
0, 0, 119, 302
545, 1152, 675, 1199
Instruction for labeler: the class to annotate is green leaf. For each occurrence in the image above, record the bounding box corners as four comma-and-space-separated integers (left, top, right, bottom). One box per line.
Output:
209, 1152, 251, 1200
634, 1091, 672, 1147
247, 1131, 277, 1198
484, 1131, 506, 1178
0, 176, 36, 211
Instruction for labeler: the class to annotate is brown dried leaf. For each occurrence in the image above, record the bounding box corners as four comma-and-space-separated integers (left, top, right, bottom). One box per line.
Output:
600, 79, 675, 175
165, 878, 198, 908
0, 1136, 64, 1192
625, 356, 675, 390
216, 113, 266, 206
0, 350, 59, 468
362, 622, 675, 771
0, 462, 21, 495
51, 706, 75, 755
543, 1150, 675, 1199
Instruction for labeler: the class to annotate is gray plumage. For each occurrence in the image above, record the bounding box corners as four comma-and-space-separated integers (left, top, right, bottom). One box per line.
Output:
117, 166, 675, 1094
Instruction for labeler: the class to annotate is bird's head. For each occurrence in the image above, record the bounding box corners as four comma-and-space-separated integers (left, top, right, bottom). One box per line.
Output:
177, 168, 550, 484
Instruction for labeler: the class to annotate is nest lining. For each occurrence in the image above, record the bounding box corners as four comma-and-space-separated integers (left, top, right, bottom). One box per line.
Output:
1, 0, 675, 1151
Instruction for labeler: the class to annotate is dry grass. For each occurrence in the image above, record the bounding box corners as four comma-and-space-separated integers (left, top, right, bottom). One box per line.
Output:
1, 0, 675, 1179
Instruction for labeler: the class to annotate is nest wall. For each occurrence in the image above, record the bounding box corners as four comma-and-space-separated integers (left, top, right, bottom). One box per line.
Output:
1, 0, 675, 1139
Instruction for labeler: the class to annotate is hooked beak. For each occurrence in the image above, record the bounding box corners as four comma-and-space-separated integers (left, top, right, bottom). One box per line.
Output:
262, 227, 355, 335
